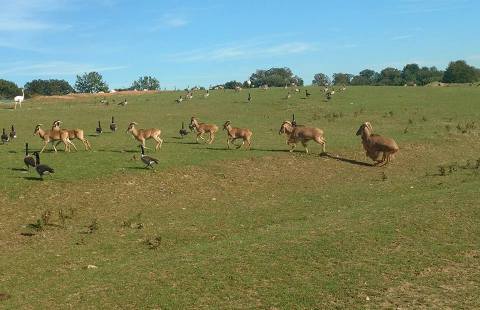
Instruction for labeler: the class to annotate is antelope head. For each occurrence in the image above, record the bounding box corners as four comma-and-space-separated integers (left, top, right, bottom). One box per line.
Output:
33, 124, 43, 135
279, 121, 293, 135
223, 121, 231, 130
356, 122, 372, 136
126, 122, 137, 133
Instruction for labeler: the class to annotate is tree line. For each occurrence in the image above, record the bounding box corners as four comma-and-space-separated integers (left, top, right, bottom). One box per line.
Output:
1, 60, 479, 99
0, 74, 160, 99
313, 60, 480, 86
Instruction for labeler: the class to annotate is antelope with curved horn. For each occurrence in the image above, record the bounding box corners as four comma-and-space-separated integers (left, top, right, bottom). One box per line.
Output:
190, 117, 218, 144
33, 123, 74, 153
52, 120, 91, 151
356, 122, 399, 166
278, 121, 326, 154
126, 122, 163, 150
222, 121, 253, 150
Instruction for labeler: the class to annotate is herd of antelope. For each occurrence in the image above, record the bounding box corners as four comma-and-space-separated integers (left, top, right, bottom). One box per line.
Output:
28, 115, 399, 169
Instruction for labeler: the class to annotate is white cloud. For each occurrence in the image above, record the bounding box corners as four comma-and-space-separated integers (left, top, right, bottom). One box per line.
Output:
391, 34, 413, 41
166, 41, 317, 62
151, 14, 189, 30
164, 17, 189, 28
396, 0, 471, 14
0, 0, 71, 32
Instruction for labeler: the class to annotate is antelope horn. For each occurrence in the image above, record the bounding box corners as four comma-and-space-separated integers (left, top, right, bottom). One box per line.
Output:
365, 122, 372, 131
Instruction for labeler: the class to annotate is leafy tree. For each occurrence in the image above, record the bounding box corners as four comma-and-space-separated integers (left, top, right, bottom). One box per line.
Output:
224, 80, 243, 89
378, 67, 404, 86
402, 64, 420, 84
0, 79, 21, 99
131, 76, 160, 90
75, 72, 109, 93
25, 79, 74, 96
312, 73, 330, 86
416, 66, 443, 85
351, 69, 379, 85
249, 67, 303, 87
442, 60, 478, 83
332, 73, 353, 85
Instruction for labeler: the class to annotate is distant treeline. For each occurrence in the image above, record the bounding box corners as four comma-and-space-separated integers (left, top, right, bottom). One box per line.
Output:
1, 60, 479, 99
0, 74, 160, 99
313, 60, 480, 86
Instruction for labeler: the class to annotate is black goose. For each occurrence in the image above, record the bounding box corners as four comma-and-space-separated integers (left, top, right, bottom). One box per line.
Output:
96, 121, 103, 135
140, 145, 159, 169
305, 89, 311, 98
33, 152, 54, 179
24, 143, 36, 170
9, 125, 16, 139
179, 122, 189, 138
247, 92, 251, 103
1, 128, 9, 144
110, 116, 117, 132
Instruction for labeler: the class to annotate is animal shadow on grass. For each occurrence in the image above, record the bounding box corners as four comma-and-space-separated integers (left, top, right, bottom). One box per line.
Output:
125, 166, 152, 170
11, 167, 27, 171
321, 153, 373, 167
23, 176, 43, 181
109, 149, 139, 153
167, 138, 198, 145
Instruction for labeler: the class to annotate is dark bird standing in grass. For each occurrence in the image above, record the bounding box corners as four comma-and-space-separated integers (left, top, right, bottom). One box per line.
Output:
247, 92, 251, 103
140, 145, 159, 169
33, 152, 54, 179
9, 125, 16, 139
179, 122, 189, 138
96, 121, 103, 135
110, 116, 117, 132
24, 143, 36, 170
1, 128, 9, 144
305, 89, 311, 98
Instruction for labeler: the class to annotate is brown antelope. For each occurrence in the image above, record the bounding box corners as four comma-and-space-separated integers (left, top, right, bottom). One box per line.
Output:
33, 124, 74, 153
222, 121, 252, 150
190, 117, 218, 144
126, 122, 163, 150
279, 121, 326, 154
356, 122, 399, 166
52, 120, 91, 151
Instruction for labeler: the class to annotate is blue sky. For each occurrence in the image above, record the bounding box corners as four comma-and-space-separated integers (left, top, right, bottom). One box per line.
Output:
1, 0, 479, 89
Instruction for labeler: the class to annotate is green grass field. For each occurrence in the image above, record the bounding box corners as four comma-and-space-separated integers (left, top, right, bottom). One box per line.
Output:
0, 86, 479, 308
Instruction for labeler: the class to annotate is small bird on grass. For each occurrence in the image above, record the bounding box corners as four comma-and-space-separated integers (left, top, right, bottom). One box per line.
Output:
24, 143, 36, 170
1, 128, 9, 144
247, 92, 251, 103
110, 116, 117, 132
9, 125, 16, 139
96, 121, 103, 135
305, 89, 311, 98
179, 122, 189, 138
139, 145, 159, 169
33, 152, 54, 179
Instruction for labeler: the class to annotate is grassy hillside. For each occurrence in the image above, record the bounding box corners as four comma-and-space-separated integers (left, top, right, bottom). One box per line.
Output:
0, 86, 479, 308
